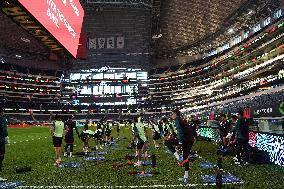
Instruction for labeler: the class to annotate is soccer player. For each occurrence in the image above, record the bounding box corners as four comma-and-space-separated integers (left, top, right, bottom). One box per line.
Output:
94, 122, 103, 150
116, 123, 120, 141
219, 114, 230, 147
171, 109, 195, 183
64, 116, 79, 157
235, 109, 250, 165
105, 122, 112, 144
0, 109, 9, 181
84, 120, 89, 131
151, 120, 161, 149
51, 115, 65, 166
133, 115, 148, 167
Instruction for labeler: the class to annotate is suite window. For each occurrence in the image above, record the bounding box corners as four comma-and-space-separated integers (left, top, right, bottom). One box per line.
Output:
263, 17, 271, 27
233, 36, 241, 45
243, 31, 249, 39
253, 23, 261, 33
274, 9, 282, 19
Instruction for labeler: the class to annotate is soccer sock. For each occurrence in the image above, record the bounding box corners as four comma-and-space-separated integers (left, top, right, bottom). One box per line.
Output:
174, 152, 180, 160
70, 144, 73, 152
64, 144, 68, 152
184, 171, 189, 178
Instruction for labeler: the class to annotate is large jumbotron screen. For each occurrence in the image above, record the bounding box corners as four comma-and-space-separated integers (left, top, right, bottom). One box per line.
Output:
69, 70, 148, 95
17, 0, 84, 57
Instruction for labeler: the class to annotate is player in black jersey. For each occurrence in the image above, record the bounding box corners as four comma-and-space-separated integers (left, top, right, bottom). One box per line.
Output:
105, 122, 112, 144
116, 123, 120, 141
64, 116, 79, 157
94, 121, 103, 149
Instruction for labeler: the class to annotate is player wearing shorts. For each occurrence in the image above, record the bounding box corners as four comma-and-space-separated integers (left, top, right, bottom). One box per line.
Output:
151, 120, 161, 149
94, 122, 103, 150
105, 123, 112, 144
133, 116, 147, 167
171, 109, 195, 183
64, 116, 79, 157
116, 123, 120, 141
51, 115, 64, 166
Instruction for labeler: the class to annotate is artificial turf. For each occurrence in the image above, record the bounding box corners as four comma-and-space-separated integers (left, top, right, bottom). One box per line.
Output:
1, 126, 283, 188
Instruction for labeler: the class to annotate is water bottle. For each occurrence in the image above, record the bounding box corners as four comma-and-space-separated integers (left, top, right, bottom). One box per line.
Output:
16, 166, 32, 173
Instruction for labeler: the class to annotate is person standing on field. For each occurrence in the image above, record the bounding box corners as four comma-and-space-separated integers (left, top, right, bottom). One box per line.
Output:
0, 108, 9, 181
51, 115, 65, 166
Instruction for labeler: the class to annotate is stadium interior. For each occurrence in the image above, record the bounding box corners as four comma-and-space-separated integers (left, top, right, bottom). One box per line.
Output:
0, 0, 284, 188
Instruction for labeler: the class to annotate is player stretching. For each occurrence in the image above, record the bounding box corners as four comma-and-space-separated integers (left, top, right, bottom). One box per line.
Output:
133, 115, 148, 167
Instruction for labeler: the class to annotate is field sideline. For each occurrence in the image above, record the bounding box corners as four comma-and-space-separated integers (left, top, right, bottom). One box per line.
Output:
1, 126, 283, 188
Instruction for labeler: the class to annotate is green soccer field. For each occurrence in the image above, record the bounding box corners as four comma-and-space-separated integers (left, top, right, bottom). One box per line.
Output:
1, 126, 283, 188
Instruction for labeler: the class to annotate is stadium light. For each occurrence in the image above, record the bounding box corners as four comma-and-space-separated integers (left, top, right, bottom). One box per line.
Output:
152, 34, 163, 39
21, 37, 30, 43
228, 28, 234, 33
0, 57, 5, 64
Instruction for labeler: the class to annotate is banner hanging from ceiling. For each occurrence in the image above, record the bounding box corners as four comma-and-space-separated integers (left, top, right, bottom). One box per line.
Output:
1, 0, 84, 58
88, 37, 125, 49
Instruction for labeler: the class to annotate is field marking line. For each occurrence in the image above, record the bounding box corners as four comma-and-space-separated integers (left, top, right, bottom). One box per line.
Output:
18, 181, 244, 188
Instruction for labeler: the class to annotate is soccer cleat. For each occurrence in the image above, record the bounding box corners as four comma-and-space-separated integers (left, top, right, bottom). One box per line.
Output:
63, 152, 67, 157
54, 160, 62, 167
178, 177, 189, 183
134, 161, 142, 167
0, 177, 7, 181
234, 161, 241, 166
178, 158, 189, 166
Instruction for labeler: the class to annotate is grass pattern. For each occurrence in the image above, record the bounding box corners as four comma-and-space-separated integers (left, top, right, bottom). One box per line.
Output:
1, 126, 283, 188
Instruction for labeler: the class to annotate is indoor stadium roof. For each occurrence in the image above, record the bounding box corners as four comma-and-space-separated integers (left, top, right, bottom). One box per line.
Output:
0, 0, 281, 69
156, 0, 248, 53
153, 0, 281, 57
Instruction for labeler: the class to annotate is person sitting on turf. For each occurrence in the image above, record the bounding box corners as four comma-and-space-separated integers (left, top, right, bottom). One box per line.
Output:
51, 115, 65, 166
0, 108, 9, 181
133, 115, 148, 167
169, 109, 195, 183
64, 115, 79, 157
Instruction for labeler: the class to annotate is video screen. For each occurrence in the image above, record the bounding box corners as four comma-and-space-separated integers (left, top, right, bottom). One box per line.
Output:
18, 0, 84, 57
